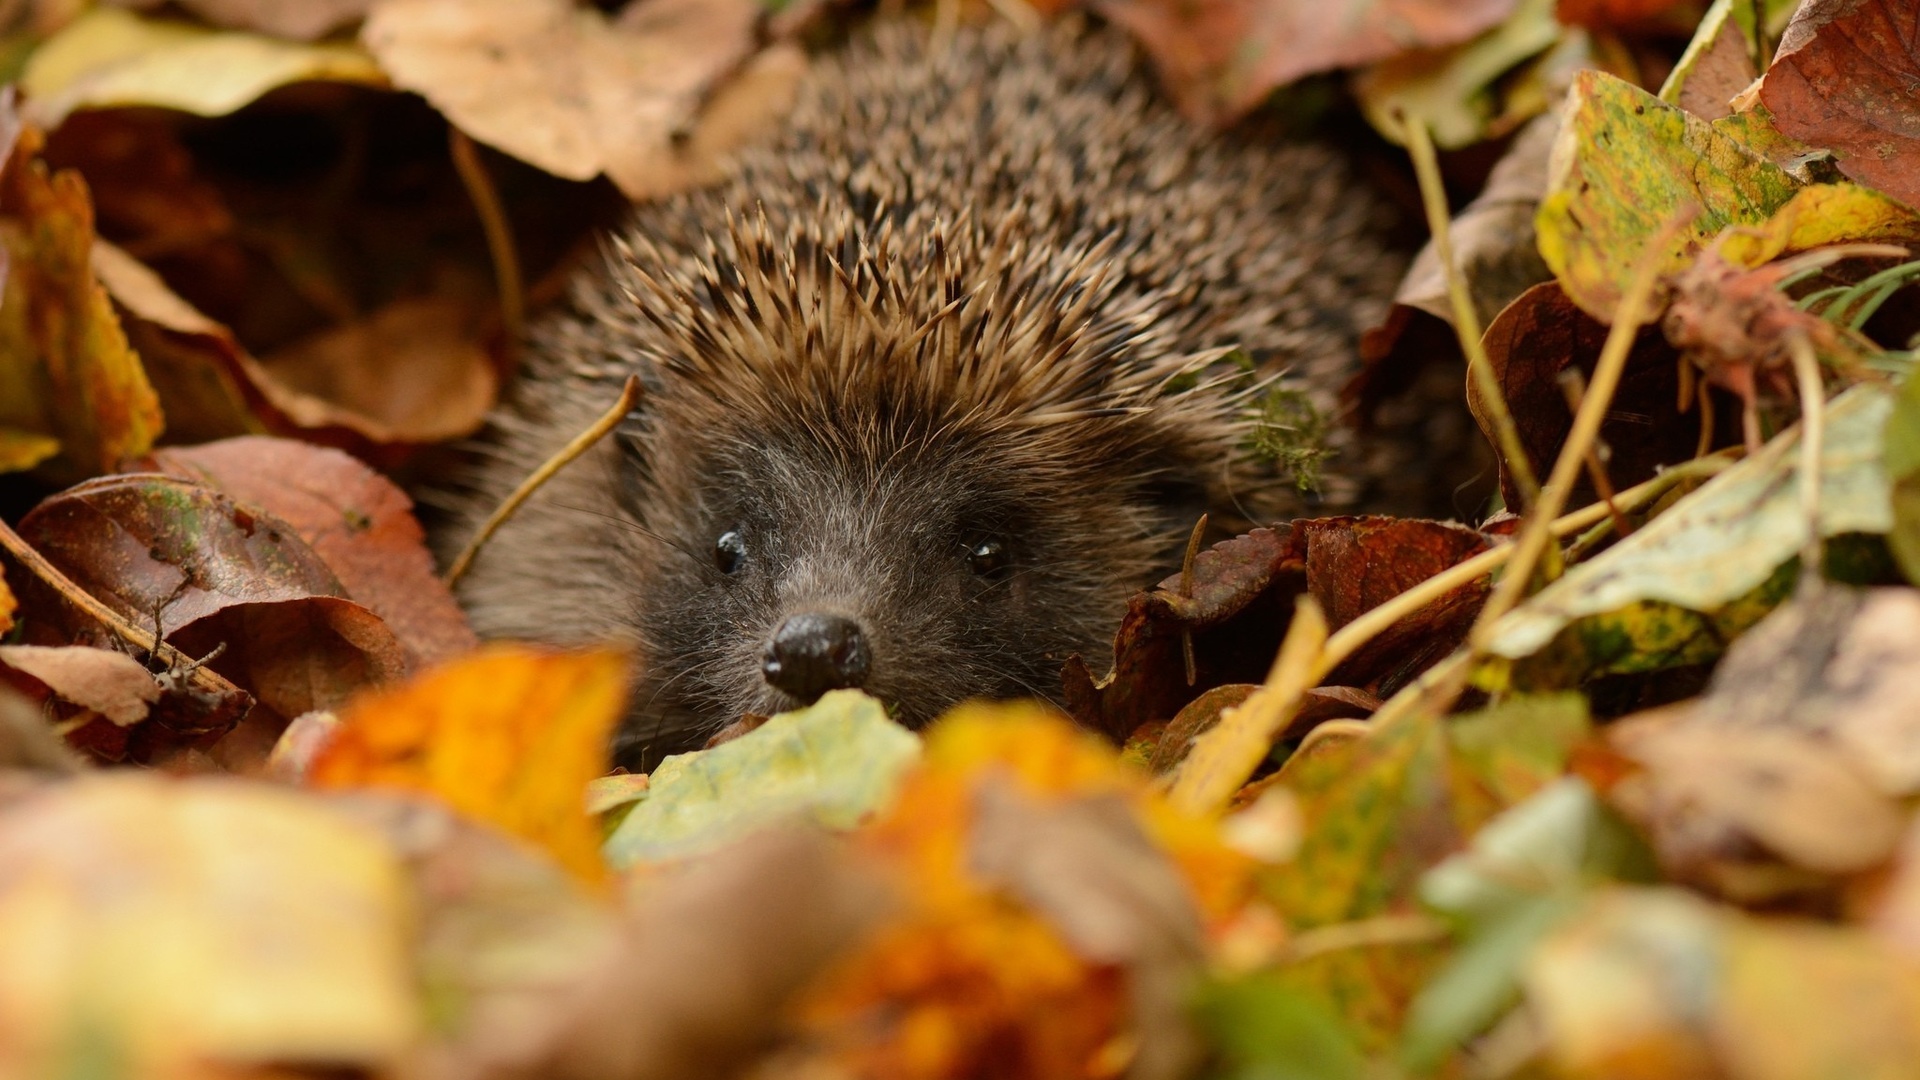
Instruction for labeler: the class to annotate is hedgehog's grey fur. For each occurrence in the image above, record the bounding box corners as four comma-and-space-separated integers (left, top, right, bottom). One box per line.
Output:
450, 17, 1403, 766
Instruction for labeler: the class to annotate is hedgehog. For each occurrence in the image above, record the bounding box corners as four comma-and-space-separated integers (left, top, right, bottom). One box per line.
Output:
449, 16, 1405, 767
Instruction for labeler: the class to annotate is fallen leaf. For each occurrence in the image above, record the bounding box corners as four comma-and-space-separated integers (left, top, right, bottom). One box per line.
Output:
1893, 366, 1920, 585
1481, 384, 1893, 679
0, 642, 159, 726
1658, 0, 1762, 121
321, 791, 624, 1077
1194, 976, 1369, 1080
307, 645, 629, 886
20, 6, 387, 128
256, 294, 498, 446
1557, 0, 1696, 29
150, 436, 478, 664
0, 117, 163, 483
0, 430, 61, 474
1527, 886, 1920, 1079
0, 567, 12, 635
1475, 280, 1726, 511
1067, 518, 1492, 740
1094, 0, 1518, 125
1538, 69, 1803, 320
0, 772, 419, 1078
501, 826, 889, 1080
14, 472, 412, 731
1759, 0, 1920, 211
362, 0, 804, 200
139, 0, 377, 40
0, 685, 84, 774
604, 689, 920, 868
1354, 0, 1562, 150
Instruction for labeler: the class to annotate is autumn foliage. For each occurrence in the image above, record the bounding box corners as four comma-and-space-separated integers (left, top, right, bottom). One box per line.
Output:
4, 0, 1920, 1078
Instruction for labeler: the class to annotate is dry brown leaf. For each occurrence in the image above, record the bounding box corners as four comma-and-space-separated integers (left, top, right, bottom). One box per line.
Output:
94, 241, 498, 453
1095, 0, 1517, 125
0, 642, 159, 726
1759, 0, 1920, 210
150, 437, 478, 664
362, 0, 805, 200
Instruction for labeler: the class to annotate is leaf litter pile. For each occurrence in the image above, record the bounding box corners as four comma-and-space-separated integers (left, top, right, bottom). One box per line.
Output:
5, 0, 1920, 1077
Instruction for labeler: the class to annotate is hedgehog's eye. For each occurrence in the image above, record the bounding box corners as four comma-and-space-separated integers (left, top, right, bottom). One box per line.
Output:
966, 539, 1010, 579
715, 529, 747, 574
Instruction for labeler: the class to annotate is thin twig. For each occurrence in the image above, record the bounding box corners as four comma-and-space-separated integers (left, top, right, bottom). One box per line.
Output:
1556, 368, 1632, 538
450, 128, 525, 356
1282, 913, 1449, 964
1179, 513, 1208, 687
1401, 113, 1542, 512
1788, 331, 1826, 578
1470, 207, 1698, 649
445, 375, 644, 587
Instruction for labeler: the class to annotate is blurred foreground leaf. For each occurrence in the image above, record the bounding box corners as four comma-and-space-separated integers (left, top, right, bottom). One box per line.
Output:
605, 689, 920, 867
309, 645, 629, 886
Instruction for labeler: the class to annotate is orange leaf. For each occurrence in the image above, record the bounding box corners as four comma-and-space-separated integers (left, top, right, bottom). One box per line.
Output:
0, 565, 13, 635
307, 644, 629, 887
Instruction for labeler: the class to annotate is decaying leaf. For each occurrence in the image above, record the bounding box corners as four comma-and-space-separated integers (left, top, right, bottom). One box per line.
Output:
605, 689, 920, 868
1475, 280, 1714, 511
0, 773, 419, 1078
1353, 0, 1562, 150
21, 6, 387, 128
1482, 384, 1893, 684
141, 0, 377, 41
150, 436, 478, 664
13, 472, 412, 732
1759, 0, 1920, 211
1533, 70, 1917, 321
361, 0, 805, 201
307, 645, 629, 886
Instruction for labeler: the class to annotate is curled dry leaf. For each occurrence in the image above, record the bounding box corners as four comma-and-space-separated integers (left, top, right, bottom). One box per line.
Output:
307, 645, 629, 887
13, 473, 409, 744
93, 241, 500, 455
362, 0, 806, 201
1759, 0, 1920, 211
1476, 280, 1727, 511
0, 773, 420, 1079
1065, 517, 1492, 741
150, 436, 478, 664
0, 113, 163, 484
20, 6, 387, 128
1093, 0, 1517, 125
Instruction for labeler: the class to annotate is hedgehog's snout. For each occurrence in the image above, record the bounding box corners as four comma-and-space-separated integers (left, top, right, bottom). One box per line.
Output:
761, 612, 873, 703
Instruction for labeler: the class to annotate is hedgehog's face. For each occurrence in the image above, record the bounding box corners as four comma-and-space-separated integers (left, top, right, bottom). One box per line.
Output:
610, 422, 1182, 768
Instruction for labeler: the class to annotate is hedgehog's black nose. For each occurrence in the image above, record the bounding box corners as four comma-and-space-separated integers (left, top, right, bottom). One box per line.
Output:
762, 613, 872, 702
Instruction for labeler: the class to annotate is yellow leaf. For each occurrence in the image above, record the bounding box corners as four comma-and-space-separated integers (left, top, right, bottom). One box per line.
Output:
0, 126, 163, 483
0, 564, 13, 636
0, 429, 59, 474
0, 774, 418, 1077
1718, 182, 1920, 268
20, 7, 386, 128
307, 644, 629, 887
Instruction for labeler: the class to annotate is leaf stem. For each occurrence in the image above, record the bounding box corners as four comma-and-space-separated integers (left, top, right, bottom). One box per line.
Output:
1401, 114, 1542, 513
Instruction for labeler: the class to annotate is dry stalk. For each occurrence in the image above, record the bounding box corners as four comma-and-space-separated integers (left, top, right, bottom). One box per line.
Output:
445, 375, 644, 586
